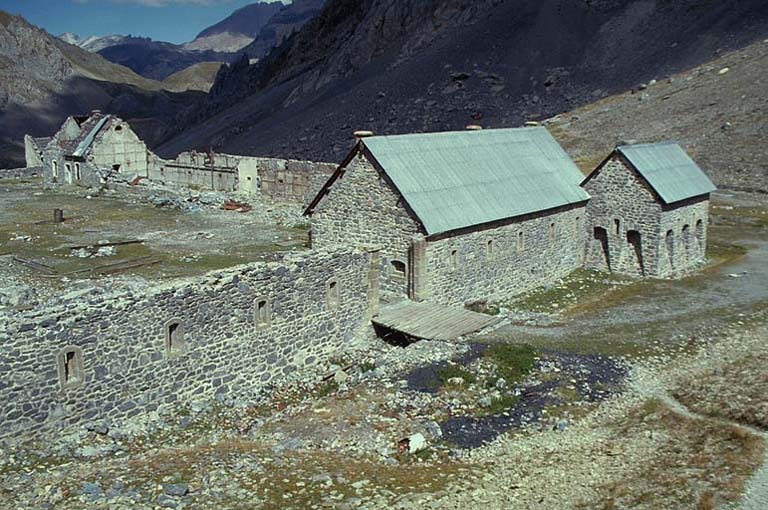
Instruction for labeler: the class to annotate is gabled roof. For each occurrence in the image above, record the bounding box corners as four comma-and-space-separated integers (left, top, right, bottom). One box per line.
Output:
307, 127, 590, 236
57, 113, 113, 156
609, 142, 716, 204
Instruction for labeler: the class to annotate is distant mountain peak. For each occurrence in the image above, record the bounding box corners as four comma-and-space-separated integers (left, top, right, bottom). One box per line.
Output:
185, 1, 284, 53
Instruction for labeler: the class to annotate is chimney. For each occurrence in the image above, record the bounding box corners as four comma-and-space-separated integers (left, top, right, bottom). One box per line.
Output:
91, 109, 102, 117
354, 130, 375, 141
465, 125, 483, 131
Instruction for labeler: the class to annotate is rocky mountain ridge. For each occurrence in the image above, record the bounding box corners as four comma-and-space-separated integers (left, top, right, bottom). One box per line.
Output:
185, 1, 284, 53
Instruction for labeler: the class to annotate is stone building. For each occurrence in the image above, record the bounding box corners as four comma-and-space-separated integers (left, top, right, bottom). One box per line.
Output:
582, 142, 716, 278
41, 111, 162, 187
305, 127, 591, 306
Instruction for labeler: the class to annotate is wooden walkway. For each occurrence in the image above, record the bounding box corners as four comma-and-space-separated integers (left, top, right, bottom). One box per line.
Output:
372, 300, 502, 341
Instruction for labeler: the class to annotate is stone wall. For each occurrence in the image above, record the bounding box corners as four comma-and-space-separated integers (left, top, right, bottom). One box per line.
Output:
90, 121, 150, 178
0, 249, 375, 438
310, 151, 423, 297
658, 198, 710, 277
0, 166, 41, 179
151, 151, 238, 192
248, 158, 336, 204
583, 155, 710, 278
423, 205, 587, 306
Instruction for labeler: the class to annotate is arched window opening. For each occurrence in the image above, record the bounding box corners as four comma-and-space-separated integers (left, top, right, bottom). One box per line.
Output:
391, 259, 406, 280
255, 297, 271, 330
165, 319, 185, 353
549, 222, 556, 244
449, 249, 458, 271
486, 239, 495, 260
517, 231, 525, 253
327, 279, 340, 310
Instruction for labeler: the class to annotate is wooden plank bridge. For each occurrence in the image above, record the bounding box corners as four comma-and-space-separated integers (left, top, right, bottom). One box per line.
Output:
372, 300, 502, 342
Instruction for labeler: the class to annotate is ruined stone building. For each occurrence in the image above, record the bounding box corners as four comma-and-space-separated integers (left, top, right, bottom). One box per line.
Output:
31, 111, 336, 202
38, 111, 162, 187
582, 142, 716, 278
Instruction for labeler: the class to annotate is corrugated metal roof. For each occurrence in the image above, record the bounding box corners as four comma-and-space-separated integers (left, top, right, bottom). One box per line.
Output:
72, 115, 111, 157
362, 127, 589, 235
617, 142, 716, 204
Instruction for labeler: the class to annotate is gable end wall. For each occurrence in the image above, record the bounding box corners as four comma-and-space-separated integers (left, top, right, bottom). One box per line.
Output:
310, 150, 422, 297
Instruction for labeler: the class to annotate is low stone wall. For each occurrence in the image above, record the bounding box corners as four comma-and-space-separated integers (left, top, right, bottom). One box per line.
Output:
0, 167, 41, 179
0, 248, 375, 438
423, 205, 587, 306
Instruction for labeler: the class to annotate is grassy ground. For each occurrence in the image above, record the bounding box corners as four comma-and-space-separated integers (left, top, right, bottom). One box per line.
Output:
0, 181, 308, 284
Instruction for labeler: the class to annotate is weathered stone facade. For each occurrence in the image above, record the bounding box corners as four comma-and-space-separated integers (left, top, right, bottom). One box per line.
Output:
247, 157, 336, 204
310, 151, 422, 297
424, 205, 587, 306
0, 249, 376, 438
583, 154, 709, 277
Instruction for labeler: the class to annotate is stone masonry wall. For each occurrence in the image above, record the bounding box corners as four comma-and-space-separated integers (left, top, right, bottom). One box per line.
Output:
424, 205, 587, 306
583, 156, 663, 277
658, 198, 710, 277
311, 151, 423, 297
248, 158, 336, 204
0, 249, 373, 438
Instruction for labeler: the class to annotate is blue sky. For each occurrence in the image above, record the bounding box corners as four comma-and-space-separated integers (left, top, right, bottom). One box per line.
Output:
0, 0, 286, 44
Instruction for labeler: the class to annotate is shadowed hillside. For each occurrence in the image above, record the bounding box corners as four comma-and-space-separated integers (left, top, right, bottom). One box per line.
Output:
158, 0, 768, 192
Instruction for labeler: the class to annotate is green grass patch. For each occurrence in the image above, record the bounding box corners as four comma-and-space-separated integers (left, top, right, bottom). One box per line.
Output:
359, 361, 376, 373
316, 380, 339, 398
437, 364, 476, 386
484, 343, 536, 384
508, 269, 632, 315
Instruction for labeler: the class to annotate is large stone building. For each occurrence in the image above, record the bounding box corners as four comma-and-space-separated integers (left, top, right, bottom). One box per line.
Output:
582, 142, 716, 278
306, 128, 716, 306
305, 127, 592, 306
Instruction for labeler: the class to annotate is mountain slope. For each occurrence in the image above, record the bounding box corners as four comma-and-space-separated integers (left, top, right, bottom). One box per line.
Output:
548, 39, 768, 193
159, 0, 768, 181
97, 38, 227, 80
185, 1, 284, 53
163, 62, 223, 92
0, 12, 202, 169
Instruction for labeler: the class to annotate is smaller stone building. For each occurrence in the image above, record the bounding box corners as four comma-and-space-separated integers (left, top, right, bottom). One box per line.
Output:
582, 142, 716, 278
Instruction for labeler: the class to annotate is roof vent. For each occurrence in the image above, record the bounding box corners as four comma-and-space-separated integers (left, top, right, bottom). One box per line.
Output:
91, 109, 102, 116
354, 130, 375, 140
465, 125, 483, 131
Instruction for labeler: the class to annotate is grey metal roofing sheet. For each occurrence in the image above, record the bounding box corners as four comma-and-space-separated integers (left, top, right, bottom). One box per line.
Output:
362, 127, 590, 235
72, 115, 111, 157
617, 142, 716, 204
